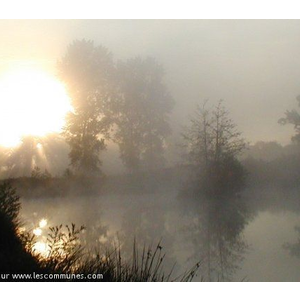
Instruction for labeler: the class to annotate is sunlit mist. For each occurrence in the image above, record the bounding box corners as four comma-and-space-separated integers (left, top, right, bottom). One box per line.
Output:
39, 218, 48, 228
3, 20, 300, 283
36, 143, 43, 150
0, 66, 71, 147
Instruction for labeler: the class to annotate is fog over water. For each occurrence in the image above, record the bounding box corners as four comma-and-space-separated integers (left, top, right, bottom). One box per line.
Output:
19, 186, 300, 281
2, 20, 300, 281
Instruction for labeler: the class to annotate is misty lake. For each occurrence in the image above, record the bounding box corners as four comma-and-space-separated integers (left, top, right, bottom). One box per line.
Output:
2, 19, 300, 287
19, 187, 300, 282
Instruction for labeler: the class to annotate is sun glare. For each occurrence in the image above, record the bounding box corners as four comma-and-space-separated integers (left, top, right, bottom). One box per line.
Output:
32, 241, 49, 257
33, 227, 42, 236
39, 218, 48, 228
0, 66, 71, 148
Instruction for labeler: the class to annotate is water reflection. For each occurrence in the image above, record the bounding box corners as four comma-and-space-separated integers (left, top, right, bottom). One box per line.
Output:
19, 189, 300, 281
178, 192, 251, 281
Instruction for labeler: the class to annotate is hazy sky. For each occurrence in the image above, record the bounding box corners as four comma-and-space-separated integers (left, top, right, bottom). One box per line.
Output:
0, 19, 299, 144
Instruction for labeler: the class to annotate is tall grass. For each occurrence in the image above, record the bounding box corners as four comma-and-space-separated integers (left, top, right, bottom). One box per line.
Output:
76, 240, 200, 282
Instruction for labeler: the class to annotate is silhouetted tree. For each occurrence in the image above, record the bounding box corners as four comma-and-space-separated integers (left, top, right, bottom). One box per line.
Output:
183, 100, 246, 168
113, 57, 174, 173
180, 100, 249, 281
279, 95, 300, 143
58, 40, 115, 176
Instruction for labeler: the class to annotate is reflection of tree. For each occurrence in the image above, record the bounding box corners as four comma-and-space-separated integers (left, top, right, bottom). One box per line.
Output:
183, 190, 250, 281
117, 196, 177, 272
180, 100, 251, 281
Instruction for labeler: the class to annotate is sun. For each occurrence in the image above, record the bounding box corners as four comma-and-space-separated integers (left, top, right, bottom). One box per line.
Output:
0, 66, 71, 148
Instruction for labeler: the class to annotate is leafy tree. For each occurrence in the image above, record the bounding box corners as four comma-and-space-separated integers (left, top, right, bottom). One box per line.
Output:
279, 95, 300, 143
113, 57, 174, 173
58, 40, 115, 176
181, 100, 249, 281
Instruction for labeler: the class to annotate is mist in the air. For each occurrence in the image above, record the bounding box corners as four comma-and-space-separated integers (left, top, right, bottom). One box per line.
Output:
1, 20, 300, 282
